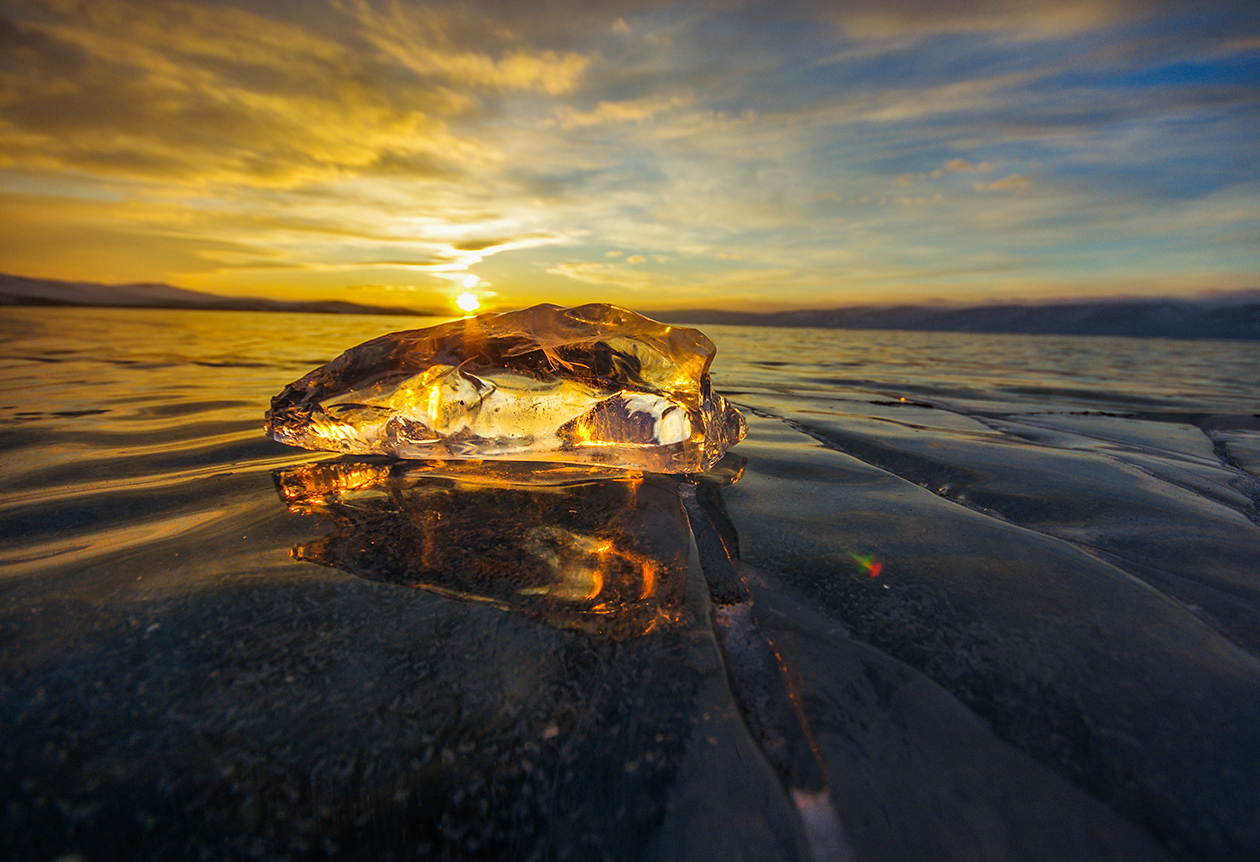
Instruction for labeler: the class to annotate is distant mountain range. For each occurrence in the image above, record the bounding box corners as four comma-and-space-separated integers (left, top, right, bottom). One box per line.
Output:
0, 273, 435, 316
4, 272, 1258, 339
647, 292, 1260, 340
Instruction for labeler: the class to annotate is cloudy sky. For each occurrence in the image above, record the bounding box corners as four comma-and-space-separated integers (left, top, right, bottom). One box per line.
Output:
1, 0, 1257, 313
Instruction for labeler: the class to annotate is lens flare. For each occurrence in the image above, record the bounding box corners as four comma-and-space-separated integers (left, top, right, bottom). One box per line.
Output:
455, 291, 481, 313
851, 552, 882, 578
462, 274, 480, 288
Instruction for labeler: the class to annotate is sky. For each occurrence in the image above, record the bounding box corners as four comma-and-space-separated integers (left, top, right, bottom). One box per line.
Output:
0, 0, 1257, 314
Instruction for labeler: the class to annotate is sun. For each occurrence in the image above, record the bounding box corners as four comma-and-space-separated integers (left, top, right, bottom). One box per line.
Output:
455, 291, 481, 313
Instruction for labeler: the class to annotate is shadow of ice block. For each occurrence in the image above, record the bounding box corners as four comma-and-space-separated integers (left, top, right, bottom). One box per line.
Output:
273, 458, 699, 639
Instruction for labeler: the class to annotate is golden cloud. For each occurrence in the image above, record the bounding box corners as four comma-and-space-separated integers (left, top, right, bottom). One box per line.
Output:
0, 0, 603, 299
545, 261, 660, 290
943, 158, 995, 173
548, 96, 686, 130
348, 0, 589, 95
829, 0, 1163, 40
985, 174, 1031, 190
0, 0, 592, 189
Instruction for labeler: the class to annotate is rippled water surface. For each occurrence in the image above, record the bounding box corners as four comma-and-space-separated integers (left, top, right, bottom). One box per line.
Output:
2, 308, 1258, 862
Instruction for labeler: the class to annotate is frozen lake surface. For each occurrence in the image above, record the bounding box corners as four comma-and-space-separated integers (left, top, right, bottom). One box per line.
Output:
2, 308, 1258, 861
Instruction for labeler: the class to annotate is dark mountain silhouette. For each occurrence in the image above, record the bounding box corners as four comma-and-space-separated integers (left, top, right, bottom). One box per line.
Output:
646, 292, 1260, 340
0, 273, 437, 316
5, 272, 1257, 339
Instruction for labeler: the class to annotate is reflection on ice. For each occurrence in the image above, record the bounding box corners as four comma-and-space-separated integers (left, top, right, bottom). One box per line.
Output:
274, 458, 693, 639
275, 453, 857, 855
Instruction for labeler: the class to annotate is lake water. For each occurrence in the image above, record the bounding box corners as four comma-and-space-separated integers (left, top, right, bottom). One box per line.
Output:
2, 307, 1258, 861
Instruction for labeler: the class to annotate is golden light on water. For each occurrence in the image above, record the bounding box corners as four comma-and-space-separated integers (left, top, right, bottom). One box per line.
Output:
456, 291, 481, 313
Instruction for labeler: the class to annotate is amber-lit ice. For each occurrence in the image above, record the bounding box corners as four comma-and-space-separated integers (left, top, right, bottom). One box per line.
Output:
266, 303, 746, 472
273, 458, 695, 639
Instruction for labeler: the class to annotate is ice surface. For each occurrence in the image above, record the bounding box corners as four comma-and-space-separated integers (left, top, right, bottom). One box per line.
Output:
266, 303, 746, 472
9, 310, 1260, 861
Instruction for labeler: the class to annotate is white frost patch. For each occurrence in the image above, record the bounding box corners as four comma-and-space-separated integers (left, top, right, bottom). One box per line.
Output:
620, 392, 691, 444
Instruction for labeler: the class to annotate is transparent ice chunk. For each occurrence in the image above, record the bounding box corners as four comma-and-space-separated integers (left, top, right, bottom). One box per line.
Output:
266, 303, 746, 472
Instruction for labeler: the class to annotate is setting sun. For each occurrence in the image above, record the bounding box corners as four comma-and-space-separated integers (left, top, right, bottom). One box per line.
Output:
455, 291, 481, 313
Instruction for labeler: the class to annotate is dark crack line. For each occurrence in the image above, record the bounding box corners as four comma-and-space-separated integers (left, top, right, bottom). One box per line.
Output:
1202, 428, 1260, 527
969, 413, 1260, 528
741, 398, 1260, 529
737, 401, 1015, 526
681, 481, 854, 862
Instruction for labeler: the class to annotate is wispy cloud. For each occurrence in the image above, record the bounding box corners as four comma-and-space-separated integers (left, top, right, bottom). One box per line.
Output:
344, 0, 589, 95
547, 96, 687, 130
982, 174, 1032, 191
